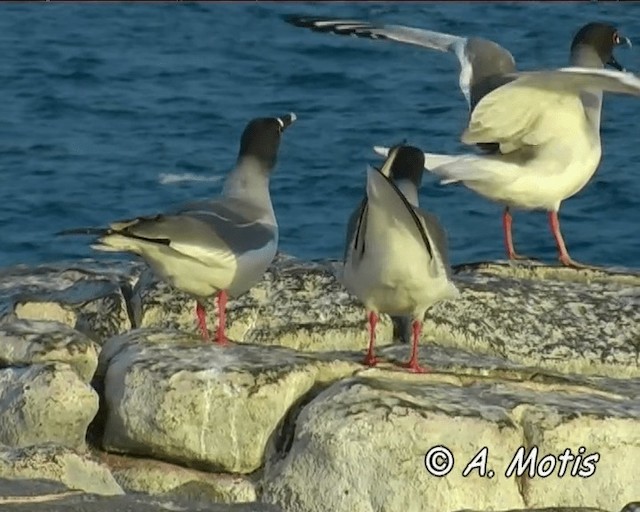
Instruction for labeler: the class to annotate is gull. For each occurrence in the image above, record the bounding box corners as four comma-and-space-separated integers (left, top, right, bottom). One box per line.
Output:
58, 113, 297, 343
374, 23, 635, 267
345, 143, 424, 346
343, 146, 460, 373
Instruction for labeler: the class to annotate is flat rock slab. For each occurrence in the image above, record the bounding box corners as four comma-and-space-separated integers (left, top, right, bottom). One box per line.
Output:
0, 259, 141, 345
100, 452, 256, 503
0, 444, 123, 495
99, 328, 361, 473
0, 318, 98, 382
123, 255, 640, 378
0, 478, 280, 512
262, 370, 640, 512
421, 261, 640, 378
131, 253, 396, 351
2, 256, 637, 379
0, 363, 98, 450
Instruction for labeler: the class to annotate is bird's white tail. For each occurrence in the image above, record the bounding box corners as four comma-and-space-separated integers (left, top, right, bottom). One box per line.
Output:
423, 152, 520, 187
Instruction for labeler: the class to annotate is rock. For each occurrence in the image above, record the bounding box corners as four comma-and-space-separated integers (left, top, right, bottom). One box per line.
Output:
0, 445, 123, 495
0, 259, 141, 344
423, 261, 640, 378
98, 328, 361, 473
100, 452, 256, 503
3, 256, 636, 378
455, 508, 619, 512
0, 363, 98, 450
261, 347, 640, 512
0, 477, 280, 511
0, 318, 98, 382
126, 256, 640, 378
131, 253, 395, 351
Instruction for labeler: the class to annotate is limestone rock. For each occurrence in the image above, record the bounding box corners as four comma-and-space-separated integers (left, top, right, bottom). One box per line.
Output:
0, 318, 98, 382
262, 358, 640, 512
420, 261, 640, 378
0, 477, 280, 511
131, 253, 394, 351
0, 259, 141, 344
99, 328, 361, 473
127, 256, 640, 378
0, 363, 98, 449
0, 445, 123, 495
455, 508, 613, 512
103, 453, 256, 503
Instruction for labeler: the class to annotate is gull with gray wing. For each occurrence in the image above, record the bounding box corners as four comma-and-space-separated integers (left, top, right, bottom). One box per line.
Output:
375, 23, 635, 268
58, 113, 297, 343
345, 144, 427, 346
343, 146, 459, 373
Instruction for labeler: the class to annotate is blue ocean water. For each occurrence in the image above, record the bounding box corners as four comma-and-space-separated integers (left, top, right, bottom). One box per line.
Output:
1, 2, 639, 270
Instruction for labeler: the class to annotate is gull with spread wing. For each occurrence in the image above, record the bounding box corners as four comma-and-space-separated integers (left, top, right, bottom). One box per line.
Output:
374, 23, 635, 267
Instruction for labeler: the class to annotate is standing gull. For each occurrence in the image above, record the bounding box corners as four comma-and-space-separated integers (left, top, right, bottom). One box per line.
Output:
344, 144, 426, 346
59, 113, 297, 343
343, 146, 459, 373
375, 23, 635, 267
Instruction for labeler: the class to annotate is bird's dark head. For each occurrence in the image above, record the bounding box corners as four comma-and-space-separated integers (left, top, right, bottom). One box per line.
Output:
571, 22, 631, 71
387, 145, 425, 189
238, 113, 297, 171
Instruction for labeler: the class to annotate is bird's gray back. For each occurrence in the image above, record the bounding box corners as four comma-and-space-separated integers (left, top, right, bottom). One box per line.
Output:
174, 198, 276, 255
465, 38, 517, 115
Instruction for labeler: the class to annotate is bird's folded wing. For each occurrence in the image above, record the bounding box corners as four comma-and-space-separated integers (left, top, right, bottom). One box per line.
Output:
107, 215, 233, 265
344, 198, 368, 263
108, 208, 273, 266
416, 209, 452, 276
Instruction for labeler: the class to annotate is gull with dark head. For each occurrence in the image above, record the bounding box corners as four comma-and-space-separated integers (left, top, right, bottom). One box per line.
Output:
59, 113, 297, 343
374, 22, 636, 267
344, 144, 426, 347
343, 146, 459, 373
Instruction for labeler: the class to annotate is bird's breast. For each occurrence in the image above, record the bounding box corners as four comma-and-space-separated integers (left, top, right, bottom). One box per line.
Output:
227, 235, 278, 297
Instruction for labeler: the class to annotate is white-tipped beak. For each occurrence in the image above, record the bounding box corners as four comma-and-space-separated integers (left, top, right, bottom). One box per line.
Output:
373, 146, 391, 158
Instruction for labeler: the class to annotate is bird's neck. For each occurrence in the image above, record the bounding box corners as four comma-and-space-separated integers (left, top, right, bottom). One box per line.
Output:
394, 179, 420, 207
222, 156, 275, 218
570, 46, 604, 133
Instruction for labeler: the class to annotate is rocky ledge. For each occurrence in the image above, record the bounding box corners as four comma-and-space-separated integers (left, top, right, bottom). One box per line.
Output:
0, 253, 638, 512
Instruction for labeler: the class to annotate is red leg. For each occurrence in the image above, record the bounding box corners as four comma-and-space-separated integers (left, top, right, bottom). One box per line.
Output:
502, 207, 534, 261
363, 311, 378, 366
215, 290, 229, 345
548, 211, 591, 269
195, 302, 209, 341
402, 320, 430, 373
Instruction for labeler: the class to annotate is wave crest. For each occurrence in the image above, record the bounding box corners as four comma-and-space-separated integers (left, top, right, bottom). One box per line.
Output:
158, 173, 222, 185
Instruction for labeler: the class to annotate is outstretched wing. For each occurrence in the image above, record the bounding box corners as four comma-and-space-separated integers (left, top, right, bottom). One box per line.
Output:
463, 67, 640, 153
285, 15, 495, 106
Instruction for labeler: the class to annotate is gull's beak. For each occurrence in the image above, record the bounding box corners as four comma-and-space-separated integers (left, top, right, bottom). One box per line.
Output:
276, 113, 297, 131
608, 34, 632, 71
